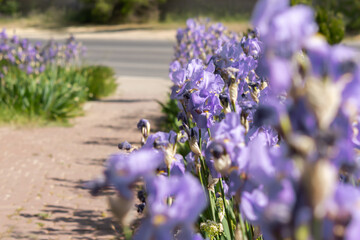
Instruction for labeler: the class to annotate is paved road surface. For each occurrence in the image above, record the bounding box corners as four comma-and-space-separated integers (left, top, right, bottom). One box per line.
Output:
29, 38, 175, 79
27, 36, 360, 79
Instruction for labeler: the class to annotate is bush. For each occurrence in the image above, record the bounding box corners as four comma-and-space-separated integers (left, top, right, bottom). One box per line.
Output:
157, 94, 180, 132
316, 7, 345, 45
73, 0, 165, 24
91, 0, 113, 24
291, 0, 345, 44
0, 0, 19, 16
0, 65, 118, 124
335, 0, 360, 33
81, 65, 117, 100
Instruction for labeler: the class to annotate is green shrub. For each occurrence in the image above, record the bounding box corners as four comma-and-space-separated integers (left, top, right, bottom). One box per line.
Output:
81, 65, 117, 100
91, 0, 113, 24
335, 0, 360, 33
157, 94, 192, 158
0, 64, 117, 125
290, 0, 312, 5
157, 94, 181, 132
291, 0, 345, 44
316, 7, 345, 45
0, 66, 88, 124
0, 0, 19, 16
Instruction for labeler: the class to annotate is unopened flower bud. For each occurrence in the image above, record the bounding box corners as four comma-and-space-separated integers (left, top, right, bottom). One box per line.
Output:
190, 129, 202, 156
108, 195, 136, 226
219, 93, 231, 114
303, 159, 337, 218
137, 119, 151, 145
260, 78, 268, 90
164, 147, 176, 169
288, 134, 315, 156
209, 142, 232, 175
305, 78, 342, 130
118, 141, 132, 151
229, 79, 239, 107
207, 174, 219, 192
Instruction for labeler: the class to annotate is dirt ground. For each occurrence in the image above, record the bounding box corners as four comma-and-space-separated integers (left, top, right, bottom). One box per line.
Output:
0, 76, 171, 239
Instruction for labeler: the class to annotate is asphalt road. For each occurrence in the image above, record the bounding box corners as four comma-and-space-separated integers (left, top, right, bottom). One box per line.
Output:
27, 37, 360, 79
81, 39, 174, 78
29, 38, 175, 79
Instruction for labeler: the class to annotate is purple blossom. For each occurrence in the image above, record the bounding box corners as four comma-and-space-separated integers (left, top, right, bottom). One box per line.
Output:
104, 149, 163, 199
134, 174, 207, 240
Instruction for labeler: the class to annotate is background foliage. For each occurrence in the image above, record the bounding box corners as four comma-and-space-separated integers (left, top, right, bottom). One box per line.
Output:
0, 0, 359, 36
291, 0, 345, 44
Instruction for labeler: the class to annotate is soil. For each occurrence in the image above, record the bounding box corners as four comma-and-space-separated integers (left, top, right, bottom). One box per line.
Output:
0, 76, 171, 239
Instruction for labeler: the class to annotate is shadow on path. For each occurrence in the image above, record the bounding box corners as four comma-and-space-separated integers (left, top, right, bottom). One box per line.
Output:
13, 205, 122, 239
92, 98, 154, 103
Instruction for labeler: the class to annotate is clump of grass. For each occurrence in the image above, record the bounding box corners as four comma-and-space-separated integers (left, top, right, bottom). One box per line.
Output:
157, 93, 181, 132
0, 65, 118, 126
0, 66, 87, 125
81, 65, 117, 100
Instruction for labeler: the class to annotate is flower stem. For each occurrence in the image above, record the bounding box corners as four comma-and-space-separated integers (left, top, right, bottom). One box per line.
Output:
231, 100, 237, 112
219, 178, 234, 239
123, 226, 132, 240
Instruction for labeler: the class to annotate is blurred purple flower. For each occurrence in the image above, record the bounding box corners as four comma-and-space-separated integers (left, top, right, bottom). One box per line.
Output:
134, 173, 207, 240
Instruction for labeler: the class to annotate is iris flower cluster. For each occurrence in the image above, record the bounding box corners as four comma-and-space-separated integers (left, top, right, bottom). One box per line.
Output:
87, 0, 360, 239
0, 29, 85, 77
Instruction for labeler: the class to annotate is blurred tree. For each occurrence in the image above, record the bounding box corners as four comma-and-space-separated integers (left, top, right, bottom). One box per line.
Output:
74, 0, 166, 23
316, 7, 345, 44
290, 0, 312, 5
291, 0, 345, 44
91, 0, 113, 23
0, 0, 19, 16
335, 0, 360, 33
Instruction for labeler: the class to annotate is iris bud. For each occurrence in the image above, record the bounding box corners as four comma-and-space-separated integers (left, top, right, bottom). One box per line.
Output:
118, 141, 132, 151
137, 119, 151, 145
303, 159, 337, 218
209, 142, 232, 175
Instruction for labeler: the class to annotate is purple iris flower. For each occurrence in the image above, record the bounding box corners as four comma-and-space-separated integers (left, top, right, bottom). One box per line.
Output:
0, 28, 8, 40
143, 131, 185, 176
324, 184, 360, 240
134, 173, 207, 240
251, 0, 289, 37
253, 0, 317, 93
104, 149, 163, 199
206, 113, 248, 177
26, 65, 33, 74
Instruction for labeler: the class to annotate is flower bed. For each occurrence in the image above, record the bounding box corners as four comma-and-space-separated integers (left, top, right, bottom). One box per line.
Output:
87, 1, 360, 239
0, 30, 116, 124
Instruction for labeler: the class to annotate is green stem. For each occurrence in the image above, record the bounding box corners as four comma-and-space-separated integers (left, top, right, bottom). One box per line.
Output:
312, 218, 322, 240
123, 226, 132, 240
239, 212, 248, 240
167, 167, 171, 205
199, 155, 216, 221
245, 221, 253, 240
180, 101, 192, 127
231, 100, 237, 112
199, 128, 202, 151
207, 128, 211, 138
219, 179, 234, 239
